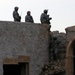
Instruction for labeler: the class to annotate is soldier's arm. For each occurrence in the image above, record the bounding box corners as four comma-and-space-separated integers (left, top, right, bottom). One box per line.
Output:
13, 12, 20, 20
31, 16, 34, 23
25, 16, 29, 22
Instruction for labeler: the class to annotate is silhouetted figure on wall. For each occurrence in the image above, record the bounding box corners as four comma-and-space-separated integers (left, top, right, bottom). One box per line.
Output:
13, 6, 21, 22
25, 11, 34, 23
40, 9, 52, 24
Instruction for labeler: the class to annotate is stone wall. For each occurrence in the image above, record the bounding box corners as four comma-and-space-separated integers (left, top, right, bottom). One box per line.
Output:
49, 31, 66, 75
39, 31, 67, 75
0, 21, 50, 75
51, 31, 66, 59
65, 26, 75, 75
65, 26, 75, 42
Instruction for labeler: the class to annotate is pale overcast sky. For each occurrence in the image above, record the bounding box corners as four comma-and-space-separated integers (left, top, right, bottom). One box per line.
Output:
0, 0, 75, 32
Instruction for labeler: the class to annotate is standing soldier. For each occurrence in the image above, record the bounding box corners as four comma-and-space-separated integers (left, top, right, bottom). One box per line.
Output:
13, 6, 21, 22
25, 11, 34, 23
40, 9, 52, 24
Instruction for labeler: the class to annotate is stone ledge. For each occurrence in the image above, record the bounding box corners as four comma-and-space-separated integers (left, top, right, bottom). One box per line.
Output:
3, 55, 30, 64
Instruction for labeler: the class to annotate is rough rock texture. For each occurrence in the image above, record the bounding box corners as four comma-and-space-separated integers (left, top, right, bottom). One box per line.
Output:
0, 21, 51, 75
50, 31, 66, 75
39, 31, 66, 75
39, 60, 65, 75
51, 31, 66, 59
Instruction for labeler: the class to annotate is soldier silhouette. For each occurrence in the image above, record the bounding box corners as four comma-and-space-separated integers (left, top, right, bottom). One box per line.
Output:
40, 9, 52, 24
13, 6, 21, 22
25, 11, 34, 23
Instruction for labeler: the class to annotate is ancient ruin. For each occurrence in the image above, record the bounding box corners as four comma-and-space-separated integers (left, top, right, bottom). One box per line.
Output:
0, 21, 50, 75
65, 26, 75, 75
0, 21, 74, 75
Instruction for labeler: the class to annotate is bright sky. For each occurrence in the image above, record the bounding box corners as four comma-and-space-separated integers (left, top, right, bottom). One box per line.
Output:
0, 0, 75, 32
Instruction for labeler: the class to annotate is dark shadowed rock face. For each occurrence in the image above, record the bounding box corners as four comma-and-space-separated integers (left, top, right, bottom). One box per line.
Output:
51, 31, 66, 59
39, 31, 66, 75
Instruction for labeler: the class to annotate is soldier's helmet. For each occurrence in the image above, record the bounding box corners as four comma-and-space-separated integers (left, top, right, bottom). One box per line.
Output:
14, 6, 18, 10
44, 9, 48, 13
27, 11, 31, 15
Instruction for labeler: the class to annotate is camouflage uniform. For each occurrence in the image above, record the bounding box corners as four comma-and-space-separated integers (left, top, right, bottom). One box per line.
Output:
40, 10, 52, 24
13, 7, 21, 22
25, 11, 34, 23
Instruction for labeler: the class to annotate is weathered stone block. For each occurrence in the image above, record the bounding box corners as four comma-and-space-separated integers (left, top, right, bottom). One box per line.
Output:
0, 21, 50, 75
